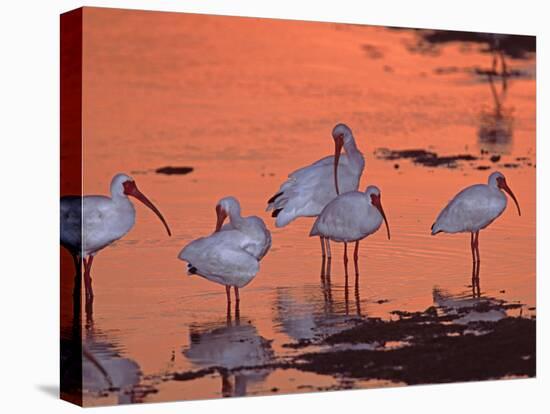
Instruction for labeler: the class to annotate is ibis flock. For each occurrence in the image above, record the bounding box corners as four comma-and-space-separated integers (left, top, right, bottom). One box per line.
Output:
60, 123, 522, 312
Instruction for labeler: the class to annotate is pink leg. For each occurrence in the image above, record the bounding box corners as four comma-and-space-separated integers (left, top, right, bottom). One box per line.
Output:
320, 236, 326, 259
471, 231, 481, 297
353, 241, 360, 281
72, 254, 82, 313
343, 242, 349, 280
83, 256, 95, 302
325, 238, 332, 259
225, 285, 231, 305
474, 231, 480, 263
234, 287, 240, 320
470, 232, 476, 264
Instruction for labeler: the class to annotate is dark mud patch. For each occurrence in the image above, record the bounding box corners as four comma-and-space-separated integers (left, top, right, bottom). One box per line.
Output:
375, 148, 534, 171
297, 316, 534, 385
374, 148, 477, 169
404, 29, 535, 59
302, 322, 533, 384
292, 296, 534, 385
362, 44, 384, 59
433, 66, 532, 80
155, 166, 194, 175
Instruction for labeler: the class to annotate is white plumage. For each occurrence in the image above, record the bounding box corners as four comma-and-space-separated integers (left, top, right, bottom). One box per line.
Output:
178, 196, 271, 305
60, 173, 172, 300
431, 171, 520, 235
311, 186, 390, 242
266, 123, 365, 227
310, 185, 390, 277
431, 171, 521, 267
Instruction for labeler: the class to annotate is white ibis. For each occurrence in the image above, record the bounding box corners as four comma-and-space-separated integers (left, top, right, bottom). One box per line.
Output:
60, 173, 172, 301
266, 123, 365, 259
178, 196, 271, 309
216, 196, 272, 260
431, 171, 521, 265
310, 185, 390, 278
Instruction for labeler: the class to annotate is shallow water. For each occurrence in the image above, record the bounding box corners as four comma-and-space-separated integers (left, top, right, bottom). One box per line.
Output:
62, 8, 535, 405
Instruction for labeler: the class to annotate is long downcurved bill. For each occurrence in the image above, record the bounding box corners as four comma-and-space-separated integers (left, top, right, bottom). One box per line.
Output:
123, 181, 172, 236
333, 135, 344, 195
498, 178, 521, 216
372, 194, 391, 240
215, 205, 228, 232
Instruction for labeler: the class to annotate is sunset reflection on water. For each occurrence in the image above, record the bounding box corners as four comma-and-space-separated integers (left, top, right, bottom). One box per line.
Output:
60, 8, 535, 405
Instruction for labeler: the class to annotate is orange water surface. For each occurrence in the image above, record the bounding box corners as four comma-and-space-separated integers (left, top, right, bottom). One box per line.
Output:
64, 8, 535, 405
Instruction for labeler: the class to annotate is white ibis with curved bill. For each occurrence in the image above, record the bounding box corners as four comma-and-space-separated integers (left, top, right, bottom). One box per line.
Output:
431, 171, 521, 264
266, 123, 365, 259
310, 185, 390, 278
178, 196, 271, 308
60, 173, 172, 301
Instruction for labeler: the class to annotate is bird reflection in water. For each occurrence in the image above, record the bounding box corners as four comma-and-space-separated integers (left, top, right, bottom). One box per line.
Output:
320, 253, 362, 317
478, 45, 513, 154
432, 287, 508, 323
82, 315, 144, 405
184, 316, 274, 397
275, 271, 364, 346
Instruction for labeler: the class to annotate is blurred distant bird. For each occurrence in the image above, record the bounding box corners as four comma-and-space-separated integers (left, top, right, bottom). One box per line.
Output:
431, 171, 521, 263
310, 185, 390, 278
179, 196, 271, 309
61, 173, 172, 301
267, 123, 365, 260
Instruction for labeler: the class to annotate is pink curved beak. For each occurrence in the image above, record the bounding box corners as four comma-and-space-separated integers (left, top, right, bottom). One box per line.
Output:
123, 180, 172, 236
215, 205, 228, 232
333, 135, 344, 195
498, 177, 521, 216
372, 194, 391, 240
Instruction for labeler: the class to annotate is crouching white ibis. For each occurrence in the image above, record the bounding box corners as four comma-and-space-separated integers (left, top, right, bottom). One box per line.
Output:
266, 123, 365, 260
431, 171, 521, 267
178, 196, 271, 312
60, 173, 172, 301
310, 185, 391, 279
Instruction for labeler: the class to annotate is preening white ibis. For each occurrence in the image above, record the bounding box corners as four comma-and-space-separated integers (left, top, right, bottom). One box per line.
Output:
60, 173, 172, 301
216, 196, 272, 260
266, 123, 365, 258
178, 196, 271, 309
310, 185, 390, 278
431, 171, 521, 265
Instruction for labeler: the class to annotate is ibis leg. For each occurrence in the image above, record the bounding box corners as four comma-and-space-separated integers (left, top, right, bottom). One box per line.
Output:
475, 231, 481, 296
72, 254, 82, 313
225, 285, 231, 305
470, 232, 476, 264
343, 242, 349, 276
320, 236, 326, 259
83, 256, 95, 302
234, 287, 240, 321
474, 231, 480, 263
471, 231, 481, 297
353, 241, 360, 282
325, 238, 332, 259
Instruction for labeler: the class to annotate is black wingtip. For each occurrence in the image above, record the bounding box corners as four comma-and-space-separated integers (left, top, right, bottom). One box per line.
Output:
272, 208, 283, 218
267, 192, 283, 204
188, 265, 198, 275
